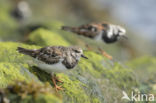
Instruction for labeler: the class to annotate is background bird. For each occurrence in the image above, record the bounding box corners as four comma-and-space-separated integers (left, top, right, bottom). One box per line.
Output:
17, 46, 88, 91
62, 22, 127, 43
11, 0, 32, 22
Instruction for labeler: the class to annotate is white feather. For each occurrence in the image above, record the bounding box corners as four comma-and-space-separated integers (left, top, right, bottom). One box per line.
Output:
34, 59, 67, 73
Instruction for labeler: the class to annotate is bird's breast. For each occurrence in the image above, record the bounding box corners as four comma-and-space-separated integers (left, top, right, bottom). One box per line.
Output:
35, 60, 68, 73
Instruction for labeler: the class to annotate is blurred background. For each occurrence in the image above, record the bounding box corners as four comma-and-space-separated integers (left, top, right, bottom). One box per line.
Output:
0, 0, 156, 60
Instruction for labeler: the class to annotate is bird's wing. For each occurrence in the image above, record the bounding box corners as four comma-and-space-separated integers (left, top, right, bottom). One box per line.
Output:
68, 23, 98, 38
36, 46, 64, 64
100, 22, 110, 31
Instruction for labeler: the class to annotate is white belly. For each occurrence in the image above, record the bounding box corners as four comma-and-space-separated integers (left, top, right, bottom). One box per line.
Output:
35, 60, 67, 74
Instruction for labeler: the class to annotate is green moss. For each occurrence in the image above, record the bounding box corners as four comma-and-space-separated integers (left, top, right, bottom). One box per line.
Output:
54, 51, 138, 103
0, 42, 62, 102
127, 56, 156, 71
79, 51, 138, 90
78, 51, 104, 77
0, 62, 29, 87
127, 56, 156, 84
34, 94, 61, 103
0, 42, 41, 87
104, 63, 138, 90
28, 28, 70, 46
58, 74, 90, 103
91, 98, 101, 103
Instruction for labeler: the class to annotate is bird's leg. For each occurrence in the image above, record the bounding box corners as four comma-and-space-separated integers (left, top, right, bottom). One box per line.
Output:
98, 48, 113, 60
54, 74, 63, 83
51, 73, 63, 91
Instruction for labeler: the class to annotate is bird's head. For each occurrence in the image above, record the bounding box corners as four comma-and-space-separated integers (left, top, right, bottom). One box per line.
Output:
102, 24, 127, 43
71, 47, 88, 60
116, 25, 127, 39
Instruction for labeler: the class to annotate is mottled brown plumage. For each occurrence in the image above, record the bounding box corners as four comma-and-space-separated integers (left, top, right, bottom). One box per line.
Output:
17, 46, 87, 70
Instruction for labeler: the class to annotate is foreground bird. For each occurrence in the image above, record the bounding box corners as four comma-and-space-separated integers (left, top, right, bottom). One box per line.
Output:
62, 22, 127, 43
17, 46, 88, 91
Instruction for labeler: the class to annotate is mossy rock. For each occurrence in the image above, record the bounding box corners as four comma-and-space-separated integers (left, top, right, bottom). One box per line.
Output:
0, 42, 61, 102
57, 51, 138, 103
79, 51, 138, 90
28, 28, 70, 46
0, 62, 34, 88
0, 42, 104, 103
0, 42, 41, 87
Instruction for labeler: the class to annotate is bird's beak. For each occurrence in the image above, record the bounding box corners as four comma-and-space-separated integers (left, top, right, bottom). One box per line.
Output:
121, 35, 128, 40
81, 54, 88, 59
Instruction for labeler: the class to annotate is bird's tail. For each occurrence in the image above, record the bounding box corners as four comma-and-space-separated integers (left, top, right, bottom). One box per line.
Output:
61, 26, 75, 32
17, 47, 37, 57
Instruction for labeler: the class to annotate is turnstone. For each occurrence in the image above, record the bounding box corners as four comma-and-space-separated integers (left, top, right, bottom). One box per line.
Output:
17, 46, 88, 91
61, 22, 127, 43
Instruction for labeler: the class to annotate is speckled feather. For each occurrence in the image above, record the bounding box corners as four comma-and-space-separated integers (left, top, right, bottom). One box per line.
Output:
17, 46, 85, 71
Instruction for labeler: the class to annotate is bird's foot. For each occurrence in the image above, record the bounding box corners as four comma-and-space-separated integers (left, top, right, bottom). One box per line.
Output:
52, 75, 63, 91
55, 85, 63, 91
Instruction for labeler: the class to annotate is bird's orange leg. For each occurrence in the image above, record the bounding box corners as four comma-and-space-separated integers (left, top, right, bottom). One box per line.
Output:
51, 75, 63, 91
54, 75, 63, 83
98, 48, 113, 60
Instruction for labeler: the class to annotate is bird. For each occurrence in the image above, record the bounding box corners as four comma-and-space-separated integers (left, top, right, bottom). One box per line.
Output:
17, 46, 88, 91
61, 22, 127, 43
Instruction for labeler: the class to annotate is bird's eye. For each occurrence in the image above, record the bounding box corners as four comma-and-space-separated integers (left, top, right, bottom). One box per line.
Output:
88, 26, 93, 30
88, 26, 97, 32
